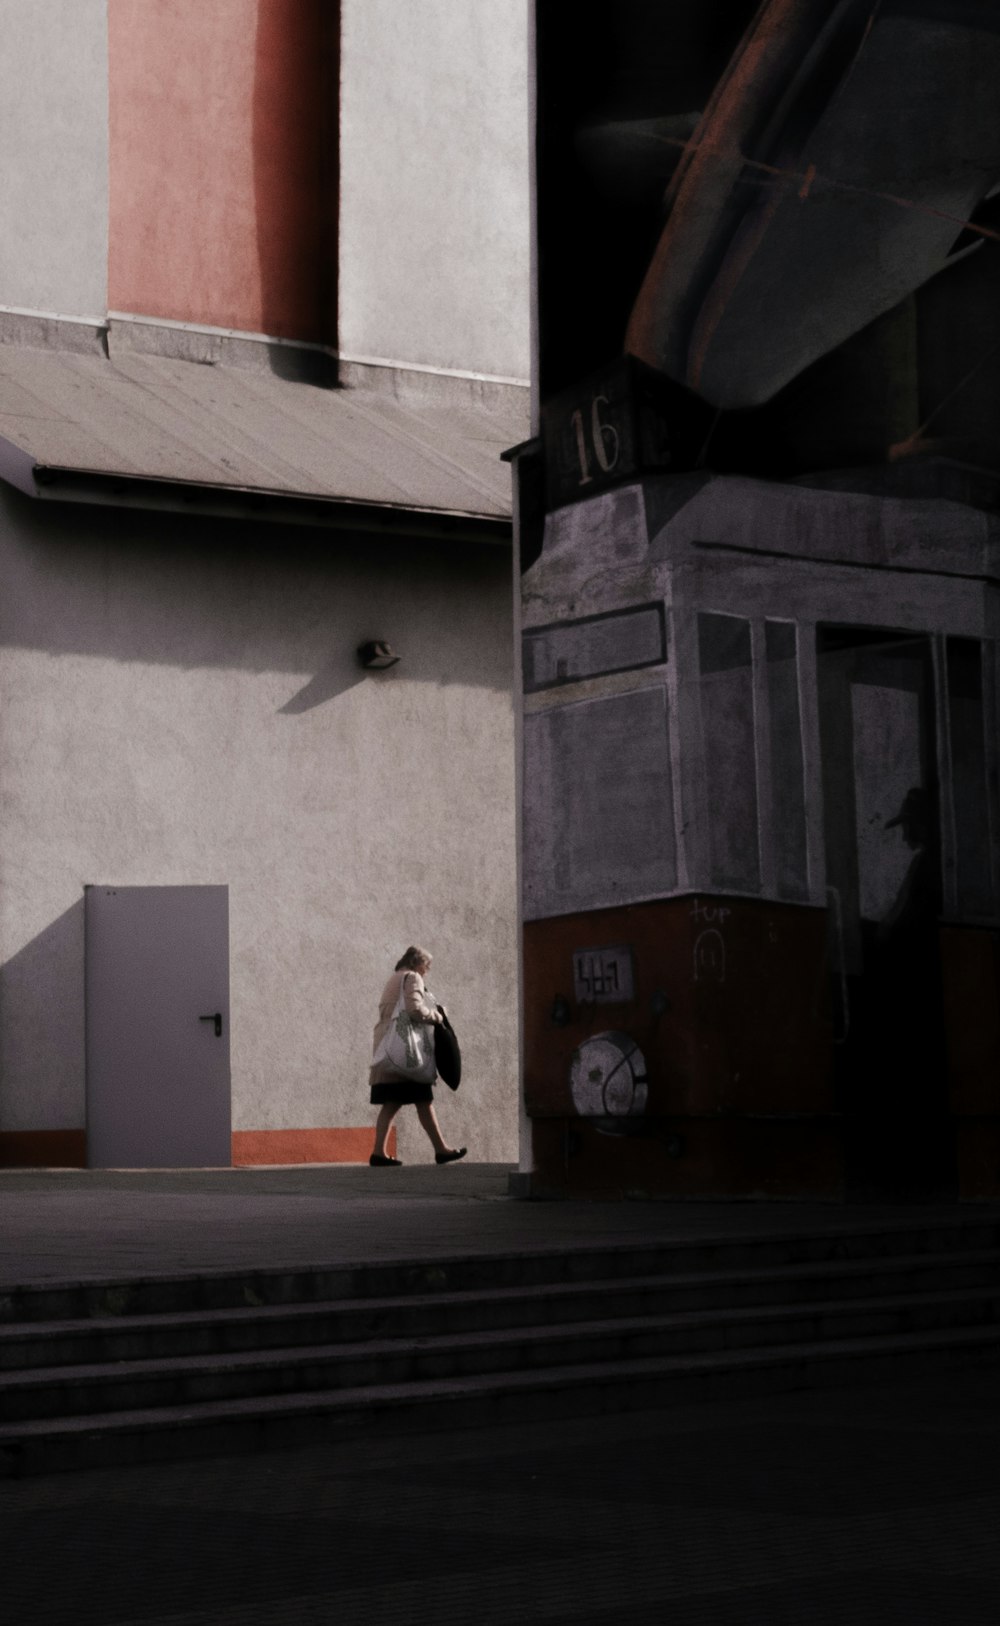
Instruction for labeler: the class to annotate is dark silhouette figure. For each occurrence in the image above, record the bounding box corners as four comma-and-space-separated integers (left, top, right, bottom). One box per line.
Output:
854, 786, 955, 1199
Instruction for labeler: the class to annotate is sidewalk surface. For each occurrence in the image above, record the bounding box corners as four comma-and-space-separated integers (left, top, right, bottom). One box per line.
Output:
3, 1162, 994, 1287
2, 1165, 998, 1623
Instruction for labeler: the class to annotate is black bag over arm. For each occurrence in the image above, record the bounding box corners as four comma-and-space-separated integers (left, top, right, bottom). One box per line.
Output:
434, 1012, 462, 1089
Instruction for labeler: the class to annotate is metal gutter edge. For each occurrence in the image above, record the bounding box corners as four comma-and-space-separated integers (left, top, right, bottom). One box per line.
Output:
22, 462, 512, 544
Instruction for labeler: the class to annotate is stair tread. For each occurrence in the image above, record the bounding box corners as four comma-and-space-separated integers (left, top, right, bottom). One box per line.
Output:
4, 1219, 999, 1311
3, 1246, 999, 1343
3, 1282, 1000, 1391
2, 1321, 998, 1443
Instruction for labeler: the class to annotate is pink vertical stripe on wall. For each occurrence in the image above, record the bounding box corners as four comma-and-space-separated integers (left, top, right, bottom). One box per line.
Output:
108, 0, 338, 342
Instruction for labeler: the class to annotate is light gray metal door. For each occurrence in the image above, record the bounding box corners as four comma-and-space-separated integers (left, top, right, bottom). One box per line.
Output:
85, 885, 231, 1168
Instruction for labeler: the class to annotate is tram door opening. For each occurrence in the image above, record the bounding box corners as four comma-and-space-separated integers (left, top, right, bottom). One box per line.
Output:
822, 627, 962, 1203
817, 628, 957, 1199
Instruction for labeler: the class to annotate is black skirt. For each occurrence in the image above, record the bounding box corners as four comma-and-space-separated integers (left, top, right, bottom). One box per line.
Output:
370, 1078, 435, 1106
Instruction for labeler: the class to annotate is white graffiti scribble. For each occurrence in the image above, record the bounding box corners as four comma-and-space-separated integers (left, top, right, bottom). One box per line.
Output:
693, 927, 726, 984
690, 899, 731, 926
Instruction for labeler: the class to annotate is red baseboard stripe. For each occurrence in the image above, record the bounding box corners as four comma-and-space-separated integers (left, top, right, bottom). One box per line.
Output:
231, 1127, 390, 1166
0, 1130, 88, 1168
0, 1128, 389, 1169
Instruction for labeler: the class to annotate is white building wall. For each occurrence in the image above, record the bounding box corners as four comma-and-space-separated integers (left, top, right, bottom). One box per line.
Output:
338, 0, 532, 383
0, 0, 108, 320
0, 489, 518, 1163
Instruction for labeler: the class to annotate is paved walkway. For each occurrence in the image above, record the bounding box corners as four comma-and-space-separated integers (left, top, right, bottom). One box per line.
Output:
3, 1163, 994, 1289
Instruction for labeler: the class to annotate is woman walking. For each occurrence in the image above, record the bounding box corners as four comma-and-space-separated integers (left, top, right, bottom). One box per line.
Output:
369, 946, 467, 1167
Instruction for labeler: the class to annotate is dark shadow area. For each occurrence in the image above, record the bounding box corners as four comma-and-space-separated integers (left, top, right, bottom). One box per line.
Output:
0, 901, 85, 1145
817, 628, 956, 1201
536, 0, 1000, 482
0, 1367, 997, 1622
258, 342, 340, 387
251, 0, 339, 349
537, 0, 757, 399
278, 661, 367, 713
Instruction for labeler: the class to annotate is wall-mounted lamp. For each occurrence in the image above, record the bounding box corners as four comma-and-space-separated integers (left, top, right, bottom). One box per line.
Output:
357, 640, 400, 670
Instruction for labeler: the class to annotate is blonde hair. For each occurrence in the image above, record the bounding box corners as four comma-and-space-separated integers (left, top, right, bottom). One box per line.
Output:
395, 944, 432, 972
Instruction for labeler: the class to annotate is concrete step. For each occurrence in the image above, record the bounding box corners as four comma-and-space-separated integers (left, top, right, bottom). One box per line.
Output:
3, 1216, 999, 1325
2, 1247, 998, 1372
2, 1321, 998, 1479
3, 1283, 999, 1424
3, 1217, 997, 1475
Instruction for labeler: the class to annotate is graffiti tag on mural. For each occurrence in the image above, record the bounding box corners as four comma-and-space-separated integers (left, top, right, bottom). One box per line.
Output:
690, 899, 731, 926
573, 944, 635, 1003
691, 898, 729, 985
693, 931, 726, 985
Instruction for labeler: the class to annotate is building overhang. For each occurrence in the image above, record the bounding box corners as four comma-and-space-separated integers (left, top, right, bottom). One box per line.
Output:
0, 315, 527, 540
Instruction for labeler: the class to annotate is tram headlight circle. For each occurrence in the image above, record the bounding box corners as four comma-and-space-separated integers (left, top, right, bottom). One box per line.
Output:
570, 1031, 649, 1119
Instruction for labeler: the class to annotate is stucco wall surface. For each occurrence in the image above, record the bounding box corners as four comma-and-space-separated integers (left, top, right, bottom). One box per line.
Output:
0, 492, 518, 1163
0, 0, 108, 319
339, 0, 531, 381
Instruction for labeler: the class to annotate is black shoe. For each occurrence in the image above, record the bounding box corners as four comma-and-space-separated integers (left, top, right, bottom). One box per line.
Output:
435, 1147, 467, 1165
370, 1153, 402, 1167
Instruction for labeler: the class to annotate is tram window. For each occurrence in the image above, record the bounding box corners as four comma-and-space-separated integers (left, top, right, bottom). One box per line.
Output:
766, 621, 809, 900
947, 638, 994, 917
698, 613, 761, 893
522, 688, 677, 917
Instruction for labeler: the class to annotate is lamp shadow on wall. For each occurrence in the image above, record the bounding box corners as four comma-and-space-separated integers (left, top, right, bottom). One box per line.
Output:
279, 661, 367, 713
0, 488, 512, 703
0, 899, 85, 1136
251, 0, 339, 358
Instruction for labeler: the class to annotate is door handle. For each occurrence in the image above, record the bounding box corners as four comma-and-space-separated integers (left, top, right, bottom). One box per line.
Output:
199, 1012, 223, 1037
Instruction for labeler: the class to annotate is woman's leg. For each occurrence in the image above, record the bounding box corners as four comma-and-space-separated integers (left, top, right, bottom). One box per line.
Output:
415, 1101, 453, 1155
373, 1102, 400, 1157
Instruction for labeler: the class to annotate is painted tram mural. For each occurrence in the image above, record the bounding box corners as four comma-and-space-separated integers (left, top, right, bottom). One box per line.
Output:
519, 0, 1000, 1199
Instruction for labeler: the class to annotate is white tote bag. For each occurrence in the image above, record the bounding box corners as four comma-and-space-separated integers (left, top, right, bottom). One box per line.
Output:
372, 973, 438, 1083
